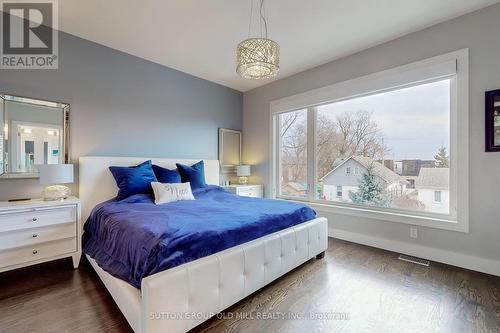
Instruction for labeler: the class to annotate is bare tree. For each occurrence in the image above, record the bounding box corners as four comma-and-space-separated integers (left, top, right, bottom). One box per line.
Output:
280, 112, 307, 183
317, 111, 388, 178
316, 114, 341, 178
280, 110, 389, 182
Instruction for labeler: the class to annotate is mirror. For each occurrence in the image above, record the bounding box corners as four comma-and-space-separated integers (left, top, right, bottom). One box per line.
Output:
218, 128, 241, 174
0, 94, 69, 178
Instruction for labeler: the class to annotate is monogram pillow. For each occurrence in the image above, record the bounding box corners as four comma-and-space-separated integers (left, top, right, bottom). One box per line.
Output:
151, 182, 195, 205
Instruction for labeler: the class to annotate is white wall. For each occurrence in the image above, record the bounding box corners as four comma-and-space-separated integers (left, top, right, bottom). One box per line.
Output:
418, 189, 450, 214
323, 185, 358, 202
243, 4, 500, 270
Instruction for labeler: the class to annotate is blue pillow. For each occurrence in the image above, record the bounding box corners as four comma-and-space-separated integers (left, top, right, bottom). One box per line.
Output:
152, 164, 181, 183
109, 160, 157, 200
176, 160, 206, 190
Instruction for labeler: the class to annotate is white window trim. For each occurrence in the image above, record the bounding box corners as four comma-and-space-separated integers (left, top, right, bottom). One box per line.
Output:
269, 49, 469, 233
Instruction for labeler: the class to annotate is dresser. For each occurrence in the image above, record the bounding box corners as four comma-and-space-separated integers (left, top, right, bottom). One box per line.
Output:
0, 197, 81, 273
222, 184, 264, 198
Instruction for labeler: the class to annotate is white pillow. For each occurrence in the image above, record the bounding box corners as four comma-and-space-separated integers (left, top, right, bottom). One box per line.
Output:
151, 182, 195, 205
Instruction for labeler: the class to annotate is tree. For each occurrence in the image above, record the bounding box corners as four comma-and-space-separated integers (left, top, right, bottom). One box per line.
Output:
348, 165, 390, 207
280, 112, 307, 183
316, 111, 389, 179
279, 110, 390, 183
434, 146, 449, 168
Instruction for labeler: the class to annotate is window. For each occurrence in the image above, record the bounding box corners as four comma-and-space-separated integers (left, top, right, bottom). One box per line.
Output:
434, 190, 442, 203
272, 50, 469, 232
316, 79, 450, 214
24, 140, 34, 171
278, 109, 308, 198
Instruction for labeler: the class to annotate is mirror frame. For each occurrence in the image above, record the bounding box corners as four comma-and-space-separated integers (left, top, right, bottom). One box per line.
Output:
218, 128, 241, 174
0, 93, 70, 179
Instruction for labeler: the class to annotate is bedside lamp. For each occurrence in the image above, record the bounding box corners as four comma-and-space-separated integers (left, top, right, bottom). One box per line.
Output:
236, 165, 251, 184
38, 164, 74, 201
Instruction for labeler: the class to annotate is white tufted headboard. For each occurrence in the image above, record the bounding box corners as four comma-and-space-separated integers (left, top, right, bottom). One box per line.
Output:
79, 156, 220, 223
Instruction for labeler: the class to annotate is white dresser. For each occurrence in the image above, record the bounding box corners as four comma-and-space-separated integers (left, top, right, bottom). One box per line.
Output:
0, 197, 81, 273
222, 184, 264, 198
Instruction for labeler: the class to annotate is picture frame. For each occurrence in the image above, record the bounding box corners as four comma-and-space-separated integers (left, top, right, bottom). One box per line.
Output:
485, 89, 500, 152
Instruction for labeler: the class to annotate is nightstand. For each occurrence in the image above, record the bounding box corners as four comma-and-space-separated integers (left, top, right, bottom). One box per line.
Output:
223, 184, 264, 198
0, 196, 81, 273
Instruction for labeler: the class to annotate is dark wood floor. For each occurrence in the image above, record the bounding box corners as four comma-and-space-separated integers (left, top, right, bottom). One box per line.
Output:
1, 238, 499, 333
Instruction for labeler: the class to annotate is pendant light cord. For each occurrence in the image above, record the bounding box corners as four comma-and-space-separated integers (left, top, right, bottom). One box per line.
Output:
247, 0, 253, 37
248, 0, 268, 39
260, 0, 268, 38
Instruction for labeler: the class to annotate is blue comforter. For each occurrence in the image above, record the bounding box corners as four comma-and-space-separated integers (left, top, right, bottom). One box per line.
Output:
83, 185, 316, 288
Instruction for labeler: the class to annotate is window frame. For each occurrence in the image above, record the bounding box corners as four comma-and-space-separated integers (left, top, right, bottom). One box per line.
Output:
336, 186, 342, 198
269, 49, 469, 232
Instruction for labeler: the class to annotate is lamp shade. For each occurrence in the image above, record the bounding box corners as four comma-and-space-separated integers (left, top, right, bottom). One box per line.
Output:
38, 164, 74, 185
236, 38, 280, 80
236, 165, 251, 177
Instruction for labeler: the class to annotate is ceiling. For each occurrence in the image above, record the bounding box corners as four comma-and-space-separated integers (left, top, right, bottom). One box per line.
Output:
58, 0, 499, 92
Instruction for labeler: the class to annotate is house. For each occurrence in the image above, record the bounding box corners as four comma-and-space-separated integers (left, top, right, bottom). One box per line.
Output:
320, 156, 406, 202
281, 181, 307, 197
416, 167, 450, 214
401, 159, 435, 176
399, 159, 435, 188
394, 160, 403, 175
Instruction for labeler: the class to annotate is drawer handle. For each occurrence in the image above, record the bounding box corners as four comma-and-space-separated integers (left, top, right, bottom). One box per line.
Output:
32, 250, 38, 255
32, 217, 38, 222
32, 234, 38, 238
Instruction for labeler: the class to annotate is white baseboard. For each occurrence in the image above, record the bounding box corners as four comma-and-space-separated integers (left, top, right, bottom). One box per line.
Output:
329, 227, 500, 277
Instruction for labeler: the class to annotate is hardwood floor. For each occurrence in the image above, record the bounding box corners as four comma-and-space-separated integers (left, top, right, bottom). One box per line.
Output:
1, 238, 499, 333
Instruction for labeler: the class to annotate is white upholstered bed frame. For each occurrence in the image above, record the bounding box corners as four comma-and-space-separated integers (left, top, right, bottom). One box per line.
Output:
79, 156, 328, 333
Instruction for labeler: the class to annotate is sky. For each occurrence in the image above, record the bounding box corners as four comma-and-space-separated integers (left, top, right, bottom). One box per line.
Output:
318, 79, 450, 160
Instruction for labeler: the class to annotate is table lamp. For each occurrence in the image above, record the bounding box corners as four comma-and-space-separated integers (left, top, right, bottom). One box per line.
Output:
38, 164, 74, 201
236, 165, 251, 184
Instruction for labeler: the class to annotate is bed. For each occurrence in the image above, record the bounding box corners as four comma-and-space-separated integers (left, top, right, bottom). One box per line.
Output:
79, 156, 328, 333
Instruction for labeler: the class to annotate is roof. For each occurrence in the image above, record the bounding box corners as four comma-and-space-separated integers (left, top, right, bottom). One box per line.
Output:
321, 156, 403, 184
284, 182, 306, 192
415, 167, 449, 190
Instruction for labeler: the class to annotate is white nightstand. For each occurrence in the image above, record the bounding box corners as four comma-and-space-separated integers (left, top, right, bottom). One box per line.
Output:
0, 196, 81, 273
223, 184, 264, 198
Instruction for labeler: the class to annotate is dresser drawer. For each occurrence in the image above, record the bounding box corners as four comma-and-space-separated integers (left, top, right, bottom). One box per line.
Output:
238, 188, 263, 198
0, 237, 77, 269
0, 206, 76, 233
0, 222, 76, 251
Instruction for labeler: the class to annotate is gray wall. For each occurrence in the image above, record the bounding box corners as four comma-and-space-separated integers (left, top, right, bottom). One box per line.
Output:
0, 31, 242, 200
243, 4, 500, 262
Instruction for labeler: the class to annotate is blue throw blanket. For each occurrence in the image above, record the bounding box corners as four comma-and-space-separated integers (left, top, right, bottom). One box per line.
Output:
83, 185, 316, 288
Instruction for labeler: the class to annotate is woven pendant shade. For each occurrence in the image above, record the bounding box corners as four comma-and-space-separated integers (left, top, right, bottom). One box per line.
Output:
236, 38, 280, 79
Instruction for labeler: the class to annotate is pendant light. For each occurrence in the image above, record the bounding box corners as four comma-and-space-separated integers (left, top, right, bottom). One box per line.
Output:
236, 0, 280, 80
